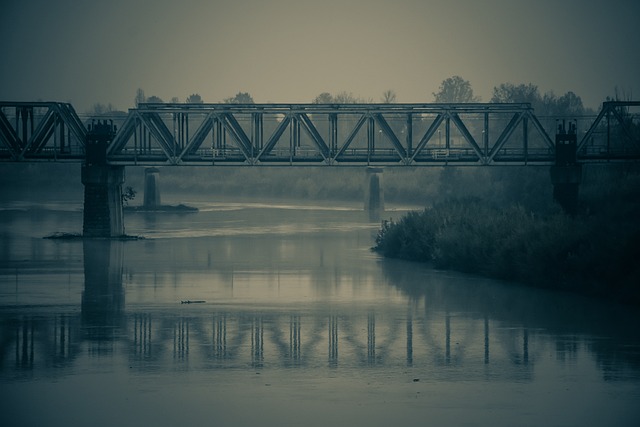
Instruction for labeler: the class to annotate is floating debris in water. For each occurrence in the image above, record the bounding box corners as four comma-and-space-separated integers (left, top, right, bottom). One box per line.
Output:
181, 300, 206, 304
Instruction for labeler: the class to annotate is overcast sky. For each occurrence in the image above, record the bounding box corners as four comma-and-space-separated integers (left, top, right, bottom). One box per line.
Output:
1, 0, 638, 112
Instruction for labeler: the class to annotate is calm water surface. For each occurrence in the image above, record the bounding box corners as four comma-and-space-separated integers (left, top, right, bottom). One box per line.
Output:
1, 198, 639, 427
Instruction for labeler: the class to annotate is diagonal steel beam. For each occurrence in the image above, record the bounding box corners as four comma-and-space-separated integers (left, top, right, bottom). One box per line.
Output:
334, 114, 367, 159
525, 111, 554, 149
53, 103, 87, 144
449, 112, 484, 163
0, 109, 22, 157
578, 104, 607, 151
487, 112, 523, 163
25, 109, 56, 153
138, 112, 177, 163
175, 112, 215, 163
107, 113, 138, 155
610, 105, 640, 149
257, 115, 291, 159
410, 113, 444, 162
297, 113, 330, 159
373, 113, 407, 160
219, 113, 252, 159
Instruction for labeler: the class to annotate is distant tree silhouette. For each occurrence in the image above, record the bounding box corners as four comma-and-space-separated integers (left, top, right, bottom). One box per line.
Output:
381, 89, 397, 103
224, 92, 254, 104
433, 76, 480, 103
186, 93, 203, 103
134, 88, 146, 107
145, 95, 164, 103
491, 83, 587, 116
312, 92, 334, 104
491, 82, 539, 105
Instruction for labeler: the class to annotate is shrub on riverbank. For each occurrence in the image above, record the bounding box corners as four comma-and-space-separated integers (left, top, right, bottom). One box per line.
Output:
374, 194, 640, 304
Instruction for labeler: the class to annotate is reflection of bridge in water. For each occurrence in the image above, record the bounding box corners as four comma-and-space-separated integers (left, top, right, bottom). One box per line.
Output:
0, 239, 610, 383
6, 305, 535, 381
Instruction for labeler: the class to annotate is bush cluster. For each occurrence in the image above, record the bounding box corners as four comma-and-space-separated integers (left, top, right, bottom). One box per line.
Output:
374, 197, 640, 304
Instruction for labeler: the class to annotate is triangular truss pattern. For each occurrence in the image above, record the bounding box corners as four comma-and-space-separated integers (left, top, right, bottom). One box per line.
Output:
2, 101, 640, 165
0, 102, 86, 160
578, 101, 640, 159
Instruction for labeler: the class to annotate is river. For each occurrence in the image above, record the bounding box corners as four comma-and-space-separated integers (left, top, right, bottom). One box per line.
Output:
1, 197, 639, 427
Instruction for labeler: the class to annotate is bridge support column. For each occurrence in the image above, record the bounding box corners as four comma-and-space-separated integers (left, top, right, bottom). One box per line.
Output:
143, 167, 161, 209
82, 165, 125, 237
364, 167, 384, 219
82, 120, 125, 237
550, 120, 582, 215
550, 165, 582, 215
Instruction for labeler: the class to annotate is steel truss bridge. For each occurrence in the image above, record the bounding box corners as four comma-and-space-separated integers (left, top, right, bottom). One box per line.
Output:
1, 101, 639, 166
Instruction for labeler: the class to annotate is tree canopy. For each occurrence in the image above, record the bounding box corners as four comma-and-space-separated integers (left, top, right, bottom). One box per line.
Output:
186, 93, 203, 103
491, 83, 587, 115
224, 92, 254, 104
312, 91, 369, 104
433, 76, 480, 103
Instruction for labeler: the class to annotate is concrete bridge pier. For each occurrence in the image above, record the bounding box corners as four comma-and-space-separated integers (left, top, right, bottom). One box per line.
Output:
143, 167, 161, 209
82, 120, 125, 237
550, 120, 582, 215
364, 167, 384, 220
82, 165, 125, 237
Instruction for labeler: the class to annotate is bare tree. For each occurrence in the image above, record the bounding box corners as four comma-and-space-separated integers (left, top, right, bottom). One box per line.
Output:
381, 89, 397, 103
134, 88, 146, 107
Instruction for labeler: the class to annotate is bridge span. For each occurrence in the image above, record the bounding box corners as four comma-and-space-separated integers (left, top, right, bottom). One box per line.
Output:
1, 101, 639, 236
1, 101, 639, 166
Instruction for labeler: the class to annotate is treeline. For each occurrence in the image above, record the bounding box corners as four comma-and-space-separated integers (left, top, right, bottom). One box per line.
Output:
87, 74, 627, 117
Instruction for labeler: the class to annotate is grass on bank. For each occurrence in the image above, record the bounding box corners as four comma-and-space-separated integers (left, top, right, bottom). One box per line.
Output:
373, 190, 640, 304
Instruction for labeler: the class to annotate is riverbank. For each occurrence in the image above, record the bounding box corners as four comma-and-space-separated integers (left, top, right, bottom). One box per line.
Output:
373, 174, 640, 304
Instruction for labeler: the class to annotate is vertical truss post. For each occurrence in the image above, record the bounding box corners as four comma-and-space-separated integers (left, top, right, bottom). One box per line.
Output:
483, 112, 489, 159
445, 113, 451, 164
59, 117, 66, 153
406, 113, 413, 158
329, 113, 338, 157
606, 108, 611, 157
252, 111, 263, 159
523, 115, 529, 165
215, 117, 223, 150
185, 113, 189, 153
367, 115, 375, 164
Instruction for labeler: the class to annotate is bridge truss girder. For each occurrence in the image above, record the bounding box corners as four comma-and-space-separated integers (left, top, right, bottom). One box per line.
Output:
0, 102, 86, 161
578, 101, 640, 159
1, 101, 639, 165
106, 103, 556, 166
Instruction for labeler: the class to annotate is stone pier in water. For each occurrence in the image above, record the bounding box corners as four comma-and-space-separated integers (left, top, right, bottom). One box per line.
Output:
364, 167, 384, 220
143, 167, 161, 209
82, 120, 125, 237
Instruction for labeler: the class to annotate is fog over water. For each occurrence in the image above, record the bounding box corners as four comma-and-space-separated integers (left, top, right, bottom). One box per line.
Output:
1, 193, 639, 427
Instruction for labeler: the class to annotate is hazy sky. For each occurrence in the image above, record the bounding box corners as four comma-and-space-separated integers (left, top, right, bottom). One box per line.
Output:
1, 0, 638, 112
